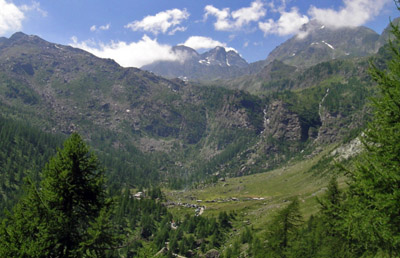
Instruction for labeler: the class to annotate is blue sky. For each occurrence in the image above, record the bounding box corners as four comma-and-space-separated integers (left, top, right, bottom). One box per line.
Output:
0, 0, 398, 68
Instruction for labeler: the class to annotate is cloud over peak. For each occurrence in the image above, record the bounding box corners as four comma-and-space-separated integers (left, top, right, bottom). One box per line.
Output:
309, 0, 391, 28
258, 0, 390, 37
70, 35, 181, 68
125, 8, 189, 35
70, 34, 237, 69
0, 0, 25, 35
259, 7, 309, 36
182, 36, 236, 52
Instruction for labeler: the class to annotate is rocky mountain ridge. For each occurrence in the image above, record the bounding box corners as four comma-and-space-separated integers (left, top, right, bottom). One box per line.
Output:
142, 45, 248, 81
0, 31, 374, 186
264, 21, 381, 68
143, 19, 397, 82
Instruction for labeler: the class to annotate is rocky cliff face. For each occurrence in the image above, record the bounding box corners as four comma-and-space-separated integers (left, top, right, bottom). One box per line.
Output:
315, 104, 367, 145
262, 101, 302, 142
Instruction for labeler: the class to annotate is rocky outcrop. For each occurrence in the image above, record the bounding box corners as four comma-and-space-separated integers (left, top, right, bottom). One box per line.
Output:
261, 100, 302, 142
331, 136, 363, 161
315, 111, 344, 144
205, 249, 220, 258
217, 95, 253, 130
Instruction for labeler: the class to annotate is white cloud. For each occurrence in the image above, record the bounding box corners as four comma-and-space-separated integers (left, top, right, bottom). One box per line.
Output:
168, 26, 187, 35
232, 1, 266, 28
204, 6, 232, 30
0, 0, 25, 35
259, 7, 309, 36
125, 8, 189, 35
70, 35, 182, 68
20, 1, 47, 17
204, 0, 266, 31
268, 0, 287, 13
309, 0, 390, 28
99, 24, 110, 30
182, 36, 236, 52
258, 20, 274, 35
90, 23, 110, 32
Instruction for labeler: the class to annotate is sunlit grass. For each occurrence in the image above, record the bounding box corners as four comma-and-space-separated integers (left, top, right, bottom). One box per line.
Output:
165, 144, 344, 235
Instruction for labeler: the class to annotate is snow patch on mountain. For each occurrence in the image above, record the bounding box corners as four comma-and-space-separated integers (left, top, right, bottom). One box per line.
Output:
322, 40, 334, 49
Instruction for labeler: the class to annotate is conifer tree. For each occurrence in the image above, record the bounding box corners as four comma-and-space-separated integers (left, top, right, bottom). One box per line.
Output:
344, 8, 400, 255
265, 198, 303, 257
317, 177, 342, 235
0, 133, 118, 257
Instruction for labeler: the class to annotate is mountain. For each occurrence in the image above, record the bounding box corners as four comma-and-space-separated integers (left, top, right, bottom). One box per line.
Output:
378, 17, 400, 46
2, 17, 400, 257
0, 32, 266, 187
264, 20, 380, 68
200, 46, 248, 68
0, 32, 373, 191
143, 21, 391, 83
141, 45, 249, 81
0, 32, 383, 257
217, 20, 400, 95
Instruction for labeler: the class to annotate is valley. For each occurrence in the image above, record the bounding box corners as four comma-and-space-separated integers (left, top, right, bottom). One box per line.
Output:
0, 15, 399, 257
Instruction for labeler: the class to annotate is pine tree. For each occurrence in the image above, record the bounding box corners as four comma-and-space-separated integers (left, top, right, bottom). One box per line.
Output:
317, 177, 342, 235
0, 133, 118, 257
265, 198, 303, 257
343, 9, 400, 256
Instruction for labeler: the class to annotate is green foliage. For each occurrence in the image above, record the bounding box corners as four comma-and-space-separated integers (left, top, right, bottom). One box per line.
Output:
248, 10, 400, 257
0, 116, 64, 215
111, 188, 169, 257
240, 226, 253, 244
247, 178, 350, 258
264, 198, 303, 257
317, 177, 343, 233
340, 14, 400, 255
151, 211, 234, 256
0, 75, 40, 105
89, 130, 162, 189
0, 133, 119, 257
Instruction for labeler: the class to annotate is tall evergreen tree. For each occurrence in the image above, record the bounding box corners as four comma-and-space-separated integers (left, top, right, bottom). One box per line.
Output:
317, 177, 343, 236
264, 198, 303, 257
343, 8, 400, 256
0, 133, 118, 257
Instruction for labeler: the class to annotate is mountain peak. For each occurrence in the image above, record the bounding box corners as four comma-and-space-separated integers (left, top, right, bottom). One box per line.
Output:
200, 47, 247, 68
265, 23, 380, 68
9, 32, 45, 43
141, 45, 248, 80
5, 32, 51, 48
172, 45, 196, 53
378, 17, 400, 45
9, 32, 28, 41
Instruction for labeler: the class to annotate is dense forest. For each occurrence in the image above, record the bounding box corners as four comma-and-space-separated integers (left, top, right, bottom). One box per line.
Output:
0, 133, 237, 257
